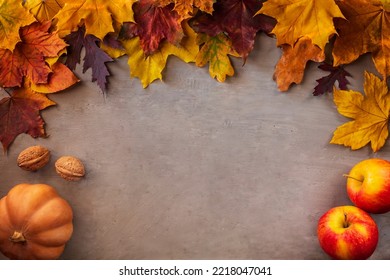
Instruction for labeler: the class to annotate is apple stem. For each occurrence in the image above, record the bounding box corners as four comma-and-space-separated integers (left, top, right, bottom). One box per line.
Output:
343, 174, 363, 183
343, 213, 349, 228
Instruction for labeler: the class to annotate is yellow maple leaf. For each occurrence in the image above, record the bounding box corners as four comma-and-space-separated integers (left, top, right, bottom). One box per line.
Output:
333, 0, 390, 78
54, 0, 136, 40
122, 21, 198, 88
157, 0, 214, 19
0, 1, 36, 51
195, 33, 239, 83
24, 0, 64, 22
330, 72, 390, 152
274, 37, 325, 91
257, 0, 344, 49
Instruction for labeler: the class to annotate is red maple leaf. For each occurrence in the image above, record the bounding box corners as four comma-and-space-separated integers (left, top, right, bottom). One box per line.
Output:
133, 0, 184, 56
0, 88, 55, 152
313, 63, 352, 96
194, 0, 275, 61
0, 21, 67, 88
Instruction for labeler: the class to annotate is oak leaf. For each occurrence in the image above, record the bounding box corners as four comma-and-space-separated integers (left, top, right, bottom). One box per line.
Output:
330, 72, 390, 152
0, 0, 36, 50
313, 63, 351, 96
133, 0, 184, 56
24, 0, 64, 22
0, 21, 67, 88
123, 21, 198, 88
333, 0, 390, 78
0, 88, 55, 152
54, 0, 136, 40
274, 37, 325, 91
156, 0, 215, 19
257, 0, 344, 49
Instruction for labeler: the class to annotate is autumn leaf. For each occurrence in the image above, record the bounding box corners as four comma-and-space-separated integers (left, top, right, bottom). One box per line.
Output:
257, 0, 344, 50
274, 37, 325, 91
65, 26, 113, 92
133, 0, 184, 56
54, 0, 136, 40
331, 72, 390, 152
313, 63, 351, 96
0, 88, 55, 152
24, 0, 64, 22
0, 21, 67, 88
195, 0, 275, 61
123, 21, 198, 88
333, 0, 390, 78
0, 0, 36, 51
156, 0, 215, 19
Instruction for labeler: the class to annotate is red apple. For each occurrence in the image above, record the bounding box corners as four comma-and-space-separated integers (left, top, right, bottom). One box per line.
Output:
317, 205, 378, 260
346, 158, 390, 214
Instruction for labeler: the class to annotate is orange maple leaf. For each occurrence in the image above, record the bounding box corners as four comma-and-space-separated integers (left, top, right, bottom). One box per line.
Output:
0, 88, 55, 152
0, 21, 67, 88
333, 0, 390, 78
274, 37, 325, 91
24, 0, 64, 22
157, 0, 214, 19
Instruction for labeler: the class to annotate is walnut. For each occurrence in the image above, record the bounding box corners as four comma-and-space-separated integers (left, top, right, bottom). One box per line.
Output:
55, 156, 85, 181
17, 145, 51, 171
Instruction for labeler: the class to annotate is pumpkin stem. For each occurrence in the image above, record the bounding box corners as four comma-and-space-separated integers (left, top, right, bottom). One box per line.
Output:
9, 231, 26, 243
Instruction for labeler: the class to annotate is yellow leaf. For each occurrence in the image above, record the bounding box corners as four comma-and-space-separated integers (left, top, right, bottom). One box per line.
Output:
330, 72, 390, 152
274, 37, 325, 91
333, 0, 390, 78
257, 0, 344, 49
54, 0, 136, 40
195, 33, 239, 83
0, 1, 36, 50
24, 0, 64, 22
123, 21, 198, 88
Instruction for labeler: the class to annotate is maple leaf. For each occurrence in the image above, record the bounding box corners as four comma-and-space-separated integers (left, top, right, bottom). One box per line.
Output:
133, 0, 184, 56
0, 0, 36, 51
0, 88, 55, 152
330, 72, 390, 152
157, 0, 215, 19
24, 0, 64, 22
257, 0, 344, 50
196, 33, 239, 82
65, 26, 113, 92
313, 63, 351, 96
0, 21, 67, 88
194, 0, 276, 61
54, 0, 136, 40
274, 37, 325, 91
122, 21, 198, 88
333, 0, 390, 78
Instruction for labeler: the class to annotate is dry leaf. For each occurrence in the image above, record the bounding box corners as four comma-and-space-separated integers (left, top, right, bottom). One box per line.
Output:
24, 0, 64, 22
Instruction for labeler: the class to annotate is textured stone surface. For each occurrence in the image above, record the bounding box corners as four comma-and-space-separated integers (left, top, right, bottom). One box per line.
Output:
1, 35, 390, 259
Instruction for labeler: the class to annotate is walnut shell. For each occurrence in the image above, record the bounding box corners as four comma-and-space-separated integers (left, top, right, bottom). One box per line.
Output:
55, 156, 85, 181
17, 146, 50, 171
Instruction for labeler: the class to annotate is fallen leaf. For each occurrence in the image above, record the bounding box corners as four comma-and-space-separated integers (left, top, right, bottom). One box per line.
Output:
195, 0, 275, 61
65, 26, 113, 92
331, 72, 390, 152
133, 0, 184, 56
0, 88, 55, 152
0, 21, 67, 88
257, 0, 344, 49
333, 0, 390, 78
24, 0, 64, 22
54, 0, 136, 40
156, 0, 215, 19
195, 33, 239, 82
123, 21, 198, 88
0, 0, 36, 50
313, 63, 351, 96
274, 37, 325, 91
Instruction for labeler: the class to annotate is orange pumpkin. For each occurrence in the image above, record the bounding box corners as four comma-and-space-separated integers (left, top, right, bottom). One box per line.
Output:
0, 183, 73, 259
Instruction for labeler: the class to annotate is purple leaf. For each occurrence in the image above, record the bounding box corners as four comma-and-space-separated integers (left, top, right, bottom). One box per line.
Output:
313, 63, 352, 96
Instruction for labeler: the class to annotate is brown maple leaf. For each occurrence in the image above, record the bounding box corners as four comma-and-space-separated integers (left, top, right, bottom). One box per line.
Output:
0, 88, 55, 152
0, 21, 67, 88
333, 0, 390, 78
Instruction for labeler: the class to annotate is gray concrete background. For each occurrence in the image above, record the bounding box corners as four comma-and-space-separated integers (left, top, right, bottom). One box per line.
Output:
1, 34, 390, 259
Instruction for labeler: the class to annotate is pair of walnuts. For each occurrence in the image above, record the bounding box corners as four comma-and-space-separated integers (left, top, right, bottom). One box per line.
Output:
17, 146, 85, 181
